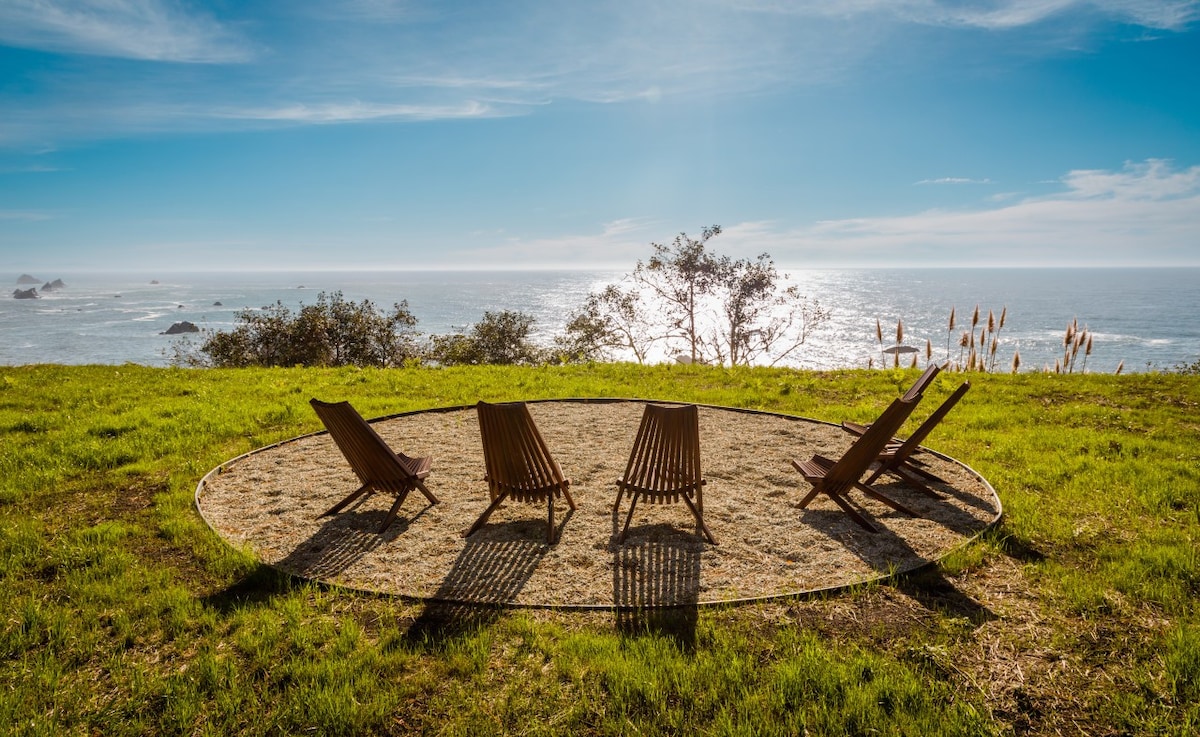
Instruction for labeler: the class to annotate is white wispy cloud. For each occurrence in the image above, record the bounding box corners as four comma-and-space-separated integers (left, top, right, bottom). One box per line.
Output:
601, 218, 657, 237
2, 0, 1196, 147
0, 210, 52, 221
435, 160, 1199, 268
735, 0, 1199, 31
0, 0, 252, 62
916, 177, 994, 185
717, 160, 1200, 266
452, 222, 660, 269
214, 100, 499, 124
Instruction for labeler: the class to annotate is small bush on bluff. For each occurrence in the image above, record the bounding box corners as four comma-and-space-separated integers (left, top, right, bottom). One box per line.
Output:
185, 291, 420, 368
427, 310, 548, 366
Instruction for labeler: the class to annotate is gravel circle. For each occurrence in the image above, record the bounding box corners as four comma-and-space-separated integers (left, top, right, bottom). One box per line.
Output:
196, 399, 1001, 608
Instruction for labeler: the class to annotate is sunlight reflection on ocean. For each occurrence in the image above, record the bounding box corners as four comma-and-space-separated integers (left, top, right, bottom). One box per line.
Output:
2, 268, 1197, 372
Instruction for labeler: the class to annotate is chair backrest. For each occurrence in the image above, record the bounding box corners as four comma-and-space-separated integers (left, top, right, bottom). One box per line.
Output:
892, 381, 970, 461
476, 401, 567, 503
901, 361, 944, 402
311, 399, 415, 491
620, 403, 703, 504
824, 396, 918, 493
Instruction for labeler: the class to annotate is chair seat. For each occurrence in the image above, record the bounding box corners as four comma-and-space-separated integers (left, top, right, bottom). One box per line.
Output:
616, 479, 703, 502
489, 476, 571, 497
791, 455, 834, 481
842, 420, 871, 436
400, 453, 432, 477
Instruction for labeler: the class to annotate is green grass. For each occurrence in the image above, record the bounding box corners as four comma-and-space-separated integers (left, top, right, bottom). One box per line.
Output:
1, 364, 1198, 735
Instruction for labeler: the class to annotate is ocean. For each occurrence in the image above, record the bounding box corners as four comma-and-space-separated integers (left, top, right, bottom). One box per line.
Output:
3, 268, 1197, 373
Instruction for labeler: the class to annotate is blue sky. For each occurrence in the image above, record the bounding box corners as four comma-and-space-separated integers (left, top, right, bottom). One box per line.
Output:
1, 0, 1198, 272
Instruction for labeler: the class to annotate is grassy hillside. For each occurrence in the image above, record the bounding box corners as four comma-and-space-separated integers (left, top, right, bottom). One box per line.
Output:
1, 364, 1197, 735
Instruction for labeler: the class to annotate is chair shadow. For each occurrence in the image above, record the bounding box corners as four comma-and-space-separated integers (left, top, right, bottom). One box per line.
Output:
896, 455, 999, 516
273, 502, 434, 579
803, 505, 997, 625
198, 563, 300, 614
404, 522, 549, 647
610, 526, 703, 652
891, 566, 997, 624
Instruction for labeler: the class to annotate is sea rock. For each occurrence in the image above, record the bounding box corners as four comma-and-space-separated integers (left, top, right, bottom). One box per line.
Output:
13, 288, 38, 299
41, 279, 65, 292
150, 280, 160, 285
161, 321, 200, 335
16, 274, 39, 285
213, 301, 223, 306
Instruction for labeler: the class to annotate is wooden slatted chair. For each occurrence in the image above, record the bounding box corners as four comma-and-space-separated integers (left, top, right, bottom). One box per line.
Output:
310, 398, 437, 533
615, 403, 716, 544
839, 360, 941, 437
466, 401, 575, 544
791, 396, 921, 533
902, 360, 945, 401
844, 381, 971, 497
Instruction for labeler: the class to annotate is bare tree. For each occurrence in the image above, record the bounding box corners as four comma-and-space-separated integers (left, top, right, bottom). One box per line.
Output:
633, 225, 724, 364
563, 224, 830, 367
707, 253, 830, 367
558, 282, 658, 364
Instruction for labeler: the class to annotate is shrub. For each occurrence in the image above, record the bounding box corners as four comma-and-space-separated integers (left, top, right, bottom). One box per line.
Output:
427, 310, 548, 366
182, 291, 420, 368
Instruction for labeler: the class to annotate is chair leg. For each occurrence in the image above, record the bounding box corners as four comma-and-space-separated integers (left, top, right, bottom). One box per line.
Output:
618, 492, 641, 543
889, 467, 944, 498
465, 491, 510, 538
414, 479, 439, 505
680, 492, 717, 545
796, 485, 822, 509
867, 460, 942, 499
547, 493, 555, 545
823, 491, 879, 533
854, 481, 921, 517
321, 483, 372, 518
378, 489, 411, 533
901, 461, 950, 485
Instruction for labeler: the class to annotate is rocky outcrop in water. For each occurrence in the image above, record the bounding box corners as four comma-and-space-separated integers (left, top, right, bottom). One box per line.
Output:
161, 321, 200, 335
16, 274, 39, 285
13, 288, 38, 299
41, 279, 66, 292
